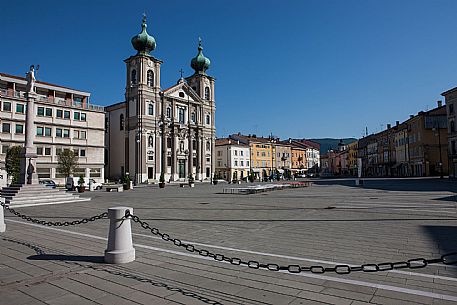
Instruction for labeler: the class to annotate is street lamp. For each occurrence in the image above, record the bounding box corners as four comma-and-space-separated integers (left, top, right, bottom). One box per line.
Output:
135, 130, 141, 185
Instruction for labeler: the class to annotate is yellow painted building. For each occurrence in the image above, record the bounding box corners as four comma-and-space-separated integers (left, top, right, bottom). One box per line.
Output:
289, 140, 307, 173
347, 141, 358, 176
230, 134, 275, 179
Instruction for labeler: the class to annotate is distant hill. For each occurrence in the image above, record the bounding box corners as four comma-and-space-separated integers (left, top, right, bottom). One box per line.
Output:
310, 138, 357, 154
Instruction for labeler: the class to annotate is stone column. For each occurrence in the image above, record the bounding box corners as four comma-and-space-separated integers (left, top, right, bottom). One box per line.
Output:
196, 136, 202, 180
211, 135, 216, 181
188, 131, 193, 178
171, 132, 176, 181
19, 91, 38, 185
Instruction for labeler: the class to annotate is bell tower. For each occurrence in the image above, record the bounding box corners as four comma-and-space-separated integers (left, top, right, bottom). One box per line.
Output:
124, 14, 163, 184
186, 38, 216, 181
186, 38, 214, 103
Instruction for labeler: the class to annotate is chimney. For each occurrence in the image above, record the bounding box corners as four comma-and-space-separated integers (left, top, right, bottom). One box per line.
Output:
396, 120, 400, 126
437, 100, 443, 107
387, 124, 391, 129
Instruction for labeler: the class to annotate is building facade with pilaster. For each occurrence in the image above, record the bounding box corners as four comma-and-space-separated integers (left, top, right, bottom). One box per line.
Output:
105, 17, 216, 183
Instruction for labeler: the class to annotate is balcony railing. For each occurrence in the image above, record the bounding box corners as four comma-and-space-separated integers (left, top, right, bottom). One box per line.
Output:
0, 89, 105, 112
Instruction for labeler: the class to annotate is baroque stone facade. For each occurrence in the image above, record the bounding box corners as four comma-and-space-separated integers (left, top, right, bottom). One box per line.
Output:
105, 16, 216, 183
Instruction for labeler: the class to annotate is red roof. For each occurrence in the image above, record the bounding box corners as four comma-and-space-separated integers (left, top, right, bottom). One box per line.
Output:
216, 137, 248, 147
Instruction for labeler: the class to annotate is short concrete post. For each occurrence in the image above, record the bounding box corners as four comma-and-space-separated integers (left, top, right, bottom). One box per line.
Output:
104, 207, 135, 264
0, 203, 6, 233
355, 178, 363, 186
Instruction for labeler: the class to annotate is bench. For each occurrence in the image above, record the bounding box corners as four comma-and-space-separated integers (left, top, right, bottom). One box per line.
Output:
106, 185, 123, 192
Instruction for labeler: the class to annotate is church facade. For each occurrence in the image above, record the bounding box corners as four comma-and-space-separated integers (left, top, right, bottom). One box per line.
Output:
105, 16, 216, 183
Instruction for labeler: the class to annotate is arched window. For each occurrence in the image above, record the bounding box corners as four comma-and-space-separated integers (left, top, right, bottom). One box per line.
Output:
148, 135, 153, 147
451, 121, 455, 133
131, 69, 137, 85
204, 87, 210, 100
120, 114, 124, 130
147, 70, 154, 87
166, 106, 171, 118
148, 103, 154, 116
205, 114, 210, 125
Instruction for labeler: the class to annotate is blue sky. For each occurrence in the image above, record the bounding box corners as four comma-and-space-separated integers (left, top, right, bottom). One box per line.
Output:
2, 0, 457, 139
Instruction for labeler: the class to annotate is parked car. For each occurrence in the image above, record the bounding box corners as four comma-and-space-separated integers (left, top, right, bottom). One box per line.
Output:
39, 179, 56, 189
66, 177, 103, 191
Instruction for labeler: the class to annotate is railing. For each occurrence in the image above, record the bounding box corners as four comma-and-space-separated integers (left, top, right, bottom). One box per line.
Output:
0, 90, 105, 112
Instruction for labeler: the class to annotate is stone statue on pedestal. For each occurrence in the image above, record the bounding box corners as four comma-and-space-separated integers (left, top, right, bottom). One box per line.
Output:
19, 65, 39, 185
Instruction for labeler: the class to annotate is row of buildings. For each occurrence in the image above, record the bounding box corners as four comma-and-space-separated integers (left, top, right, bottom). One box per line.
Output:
215, 134, 320, 181
321, 97, 456, 178
0, 16, 216, 185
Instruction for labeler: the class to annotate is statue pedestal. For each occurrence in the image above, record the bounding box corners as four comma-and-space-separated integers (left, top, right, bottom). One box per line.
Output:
19, 148, 39, 185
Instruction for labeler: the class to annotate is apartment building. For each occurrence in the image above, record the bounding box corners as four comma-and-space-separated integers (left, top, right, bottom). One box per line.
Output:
0, 72, 105, 184
215, 138, 250, 181
442, 87, 457, 177
274, 142, 292, 175
229, 134, 275, 180
358, 102, 447, 178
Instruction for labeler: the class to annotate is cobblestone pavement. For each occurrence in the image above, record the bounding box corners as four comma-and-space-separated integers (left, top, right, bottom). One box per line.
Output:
1, 178, 456, 305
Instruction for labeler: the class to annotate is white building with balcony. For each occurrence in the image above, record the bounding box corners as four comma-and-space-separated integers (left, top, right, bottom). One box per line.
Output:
0, 72, 105, 184
215, 138, 250, 182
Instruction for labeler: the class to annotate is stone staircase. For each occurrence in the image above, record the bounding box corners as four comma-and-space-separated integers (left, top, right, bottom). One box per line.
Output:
1, 184, 90, 207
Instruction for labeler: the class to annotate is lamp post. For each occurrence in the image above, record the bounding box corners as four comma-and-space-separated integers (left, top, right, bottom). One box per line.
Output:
135, 130, 141, 185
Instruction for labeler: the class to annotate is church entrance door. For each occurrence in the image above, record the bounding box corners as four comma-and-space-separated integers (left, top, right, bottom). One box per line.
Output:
178, 160, 186, 179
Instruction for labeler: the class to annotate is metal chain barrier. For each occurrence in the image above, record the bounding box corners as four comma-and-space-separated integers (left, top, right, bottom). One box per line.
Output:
0, 201, 107, 226
125, 211, 457, 275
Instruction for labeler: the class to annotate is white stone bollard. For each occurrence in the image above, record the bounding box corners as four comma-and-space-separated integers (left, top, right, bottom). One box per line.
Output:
0, 202, 5, 233
104, 207, 135, 264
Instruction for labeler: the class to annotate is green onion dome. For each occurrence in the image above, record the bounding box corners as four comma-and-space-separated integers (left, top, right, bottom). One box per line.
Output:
131, 15, 156, 55
191, 38, 211, 74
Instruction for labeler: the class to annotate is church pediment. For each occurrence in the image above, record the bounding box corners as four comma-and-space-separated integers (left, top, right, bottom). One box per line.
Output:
162, 82, 202, 103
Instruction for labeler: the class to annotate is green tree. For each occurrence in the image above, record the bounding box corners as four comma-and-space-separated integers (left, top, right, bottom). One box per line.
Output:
5, 146, 22, 184
57, 149, 78, 177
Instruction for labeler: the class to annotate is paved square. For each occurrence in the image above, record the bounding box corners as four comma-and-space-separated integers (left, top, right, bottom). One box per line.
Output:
1, 178, 457, 305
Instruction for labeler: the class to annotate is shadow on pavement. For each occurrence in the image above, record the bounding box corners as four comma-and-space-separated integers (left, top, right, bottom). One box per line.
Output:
28, 254, 104, 263
422, 225, 457, 276
432, 195, 457, 202
2, 237, 224, 305
313, 178, 457, 193
422, 225, 457, 254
